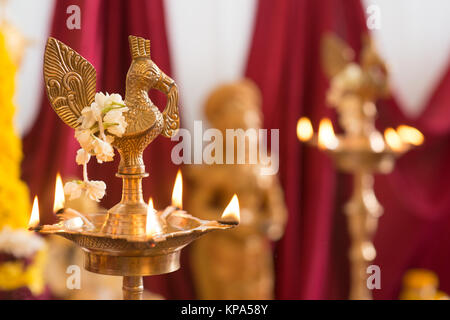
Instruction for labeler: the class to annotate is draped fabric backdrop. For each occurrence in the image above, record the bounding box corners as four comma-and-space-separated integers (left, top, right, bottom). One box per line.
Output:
22, 0, 450, 300
373, 66, 450, 299
21, 0, 194, 299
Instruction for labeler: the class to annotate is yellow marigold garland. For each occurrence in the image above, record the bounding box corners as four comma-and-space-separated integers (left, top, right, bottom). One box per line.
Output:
0, 249, 46, 294
0, 30, 30, 229
0, 29, 46, 295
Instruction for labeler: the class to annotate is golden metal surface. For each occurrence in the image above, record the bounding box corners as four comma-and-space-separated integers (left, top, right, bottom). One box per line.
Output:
123, 276, 144, 300
322, 34, 389, 138
38, 36, 237, 300
83, 251, 180, 276
34, 212, 233, 276
43, 35, 181, 237
44, 35, 179, 177
302, 135, 405, 299
34, 202, 234, 300
43, 37, 96, 129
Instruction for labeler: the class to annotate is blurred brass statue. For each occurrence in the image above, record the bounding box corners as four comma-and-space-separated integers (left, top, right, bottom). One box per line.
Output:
186, 79, 287, 299
296, 33, 423, 300
322, 33, 389, 139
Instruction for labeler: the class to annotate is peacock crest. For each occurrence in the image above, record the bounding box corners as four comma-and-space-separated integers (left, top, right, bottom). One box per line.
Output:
129, 35, 151, 59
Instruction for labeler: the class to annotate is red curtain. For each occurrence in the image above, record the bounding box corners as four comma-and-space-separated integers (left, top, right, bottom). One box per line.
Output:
373, 66, 450, 299
21, 0, 194, 299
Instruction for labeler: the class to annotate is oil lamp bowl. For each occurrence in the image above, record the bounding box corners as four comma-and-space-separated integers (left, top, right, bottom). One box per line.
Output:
33, 211, 235, 276
333, 135, 410, 173
308, 134, 410, 174
331, 147, 396, 174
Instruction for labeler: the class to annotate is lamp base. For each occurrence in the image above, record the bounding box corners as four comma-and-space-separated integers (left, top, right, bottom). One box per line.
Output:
83, 249, 180, 276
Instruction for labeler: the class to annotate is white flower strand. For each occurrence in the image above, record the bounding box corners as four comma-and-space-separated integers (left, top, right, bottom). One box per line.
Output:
64, 92, 128, 202
0, 226, 45, 258
63, 179, 106, 202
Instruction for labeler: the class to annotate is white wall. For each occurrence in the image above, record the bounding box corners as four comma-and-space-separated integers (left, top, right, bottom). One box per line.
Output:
5, 0, 55, 135
363, 0, 450, 117
7, 0, 450, 136
165, 0, 257, 132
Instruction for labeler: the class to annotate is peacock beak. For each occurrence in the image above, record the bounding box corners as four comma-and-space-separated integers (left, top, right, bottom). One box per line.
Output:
153, 69, 175, 94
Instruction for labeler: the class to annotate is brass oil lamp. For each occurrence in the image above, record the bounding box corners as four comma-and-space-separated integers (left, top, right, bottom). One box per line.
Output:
297, 33, 424, 300
29, 36, 239, 300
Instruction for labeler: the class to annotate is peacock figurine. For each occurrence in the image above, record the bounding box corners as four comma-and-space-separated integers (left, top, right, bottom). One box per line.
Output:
44, 35, 179, 174
118, 35, 179, 174
43, 35, 180, 236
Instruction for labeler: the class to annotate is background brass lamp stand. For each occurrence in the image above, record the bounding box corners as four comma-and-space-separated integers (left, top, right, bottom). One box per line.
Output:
297, 34, 424, 300
30, 36, 239, 300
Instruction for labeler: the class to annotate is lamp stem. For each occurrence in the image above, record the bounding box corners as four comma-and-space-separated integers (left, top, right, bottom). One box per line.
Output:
122, 276, 144, 300
345, 172, 383, 300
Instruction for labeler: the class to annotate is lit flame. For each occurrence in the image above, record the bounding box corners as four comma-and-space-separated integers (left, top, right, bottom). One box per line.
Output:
146, 197, 162, 236
297, 117, 313, 142
318, 118, 339, 149
384, 128, 403, 151
172, 170, 183, 209
28, 196, 40, 228
221, 194, 240, 223
53, 173, 65, 212
369, 131, 385, 153
397, 125, 424, 146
